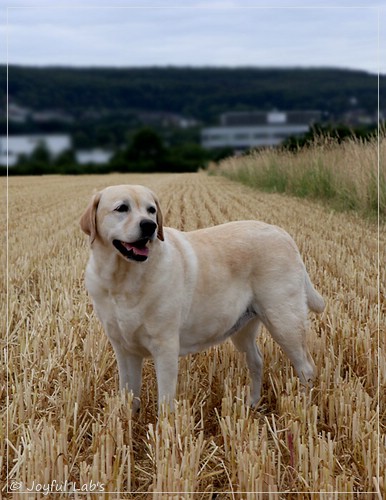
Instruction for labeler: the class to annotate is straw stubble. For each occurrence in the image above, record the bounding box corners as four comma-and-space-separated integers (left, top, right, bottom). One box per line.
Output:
2, 172, 384, 497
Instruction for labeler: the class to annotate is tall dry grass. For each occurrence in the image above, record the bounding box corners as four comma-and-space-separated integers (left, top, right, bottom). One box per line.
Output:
211, 136, 385, 217
2, 172, 385, 498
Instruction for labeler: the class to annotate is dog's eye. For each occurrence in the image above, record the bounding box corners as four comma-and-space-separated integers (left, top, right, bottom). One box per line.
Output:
147, 206, 156, 215
115, 204, 129, 213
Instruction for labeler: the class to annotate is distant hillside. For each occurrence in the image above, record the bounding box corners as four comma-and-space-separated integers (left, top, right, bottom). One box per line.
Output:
2, 66, 382, 124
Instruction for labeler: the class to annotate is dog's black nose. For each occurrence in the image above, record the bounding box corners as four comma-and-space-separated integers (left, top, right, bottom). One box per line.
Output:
140, 219, 157, 237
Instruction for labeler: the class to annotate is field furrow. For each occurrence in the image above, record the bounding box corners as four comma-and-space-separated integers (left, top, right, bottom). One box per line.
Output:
2, 172, 384, 498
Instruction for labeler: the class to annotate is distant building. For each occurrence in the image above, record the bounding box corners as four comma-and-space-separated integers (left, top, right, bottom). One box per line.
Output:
201, 110, 321, 151
7, 103, 30, 123
0, 134, 71, 166
341, 109, 380, 127
5, 102, 74, 124
32, 110, 74, 123
137, 111, 198, 129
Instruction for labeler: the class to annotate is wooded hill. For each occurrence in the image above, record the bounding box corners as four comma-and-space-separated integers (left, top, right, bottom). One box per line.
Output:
3, 65, 382, 124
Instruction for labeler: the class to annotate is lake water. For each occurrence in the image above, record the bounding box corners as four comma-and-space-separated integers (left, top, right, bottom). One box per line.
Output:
0, 134, 112, 166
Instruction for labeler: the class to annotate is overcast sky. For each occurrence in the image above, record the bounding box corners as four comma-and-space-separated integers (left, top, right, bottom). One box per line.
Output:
1, 0, 385, 74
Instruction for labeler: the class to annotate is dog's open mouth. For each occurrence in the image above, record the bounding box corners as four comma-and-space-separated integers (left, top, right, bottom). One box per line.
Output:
113, 238, 150, 262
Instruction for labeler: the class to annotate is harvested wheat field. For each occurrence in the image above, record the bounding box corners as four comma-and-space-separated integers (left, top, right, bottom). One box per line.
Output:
2, 172, 385, 498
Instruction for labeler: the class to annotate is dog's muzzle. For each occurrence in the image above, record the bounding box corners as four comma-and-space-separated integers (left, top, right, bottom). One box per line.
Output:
112, 219, 157, 263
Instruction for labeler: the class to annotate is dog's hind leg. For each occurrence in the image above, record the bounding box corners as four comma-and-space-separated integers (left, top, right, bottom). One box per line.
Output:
231, 318, 263, 407
260, 301, 316, 388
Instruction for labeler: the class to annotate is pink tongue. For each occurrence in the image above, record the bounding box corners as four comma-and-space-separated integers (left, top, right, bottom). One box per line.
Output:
122, 241, 149, 257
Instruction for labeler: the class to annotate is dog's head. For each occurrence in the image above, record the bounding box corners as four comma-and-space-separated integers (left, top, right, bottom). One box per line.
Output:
80, 184, 164, 263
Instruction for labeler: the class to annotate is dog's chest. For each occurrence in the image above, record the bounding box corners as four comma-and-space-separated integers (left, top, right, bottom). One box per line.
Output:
101, 291, 152, 354
87, 270, 151, 352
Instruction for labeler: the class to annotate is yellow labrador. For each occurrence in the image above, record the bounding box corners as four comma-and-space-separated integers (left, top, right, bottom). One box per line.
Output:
80, 184, 325, 413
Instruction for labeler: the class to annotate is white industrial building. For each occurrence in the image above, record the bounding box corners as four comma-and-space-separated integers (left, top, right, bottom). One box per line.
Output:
201, 110, 321, 151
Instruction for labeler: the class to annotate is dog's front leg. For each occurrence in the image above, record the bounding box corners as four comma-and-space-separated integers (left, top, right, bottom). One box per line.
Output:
110, 341, 143, 413
153, 345, 179, 414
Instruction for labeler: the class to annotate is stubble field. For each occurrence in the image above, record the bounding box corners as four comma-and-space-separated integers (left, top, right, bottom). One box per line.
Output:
2, 172, 385, 498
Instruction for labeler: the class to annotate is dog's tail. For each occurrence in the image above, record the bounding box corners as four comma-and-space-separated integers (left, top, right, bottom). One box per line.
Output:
304, 268, 325, 313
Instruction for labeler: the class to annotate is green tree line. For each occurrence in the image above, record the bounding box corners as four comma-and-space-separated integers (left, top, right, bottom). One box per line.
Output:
3, 66, 382, 125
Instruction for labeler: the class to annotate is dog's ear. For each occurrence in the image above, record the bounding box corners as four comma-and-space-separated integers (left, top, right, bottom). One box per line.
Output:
154, 195, 164, 241
80, 192, 101, 244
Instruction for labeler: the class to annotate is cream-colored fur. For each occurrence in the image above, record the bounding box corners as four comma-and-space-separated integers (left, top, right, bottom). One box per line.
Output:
80, 184, 325, 413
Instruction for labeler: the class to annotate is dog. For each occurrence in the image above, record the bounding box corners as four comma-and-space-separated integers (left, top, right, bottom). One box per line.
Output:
80, 184, 325, 413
